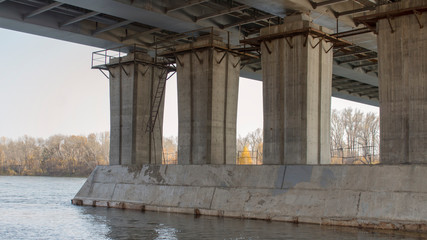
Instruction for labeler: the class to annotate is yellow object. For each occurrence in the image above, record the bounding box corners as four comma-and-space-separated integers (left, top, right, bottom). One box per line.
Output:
238, 146, 253, 165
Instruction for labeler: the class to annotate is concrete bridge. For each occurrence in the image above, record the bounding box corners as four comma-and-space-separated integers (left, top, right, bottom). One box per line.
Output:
2, 0, 427, 231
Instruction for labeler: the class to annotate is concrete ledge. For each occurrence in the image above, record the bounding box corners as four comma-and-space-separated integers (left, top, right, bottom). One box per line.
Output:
72, 164, 427, 232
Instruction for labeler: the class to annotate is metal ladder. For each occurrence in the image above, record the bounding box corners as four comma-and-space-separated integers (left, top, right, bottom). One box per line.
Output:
145, 69, 168, 133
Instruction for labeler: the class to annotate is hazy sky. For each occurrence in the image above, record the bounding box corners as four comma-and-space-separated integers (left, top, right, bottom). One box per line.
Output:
0, 28, 378, 139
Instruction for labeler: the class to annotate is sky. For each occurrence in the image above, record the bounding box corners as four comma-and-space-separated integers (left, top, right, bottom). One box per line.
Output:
0, 28, 379, 140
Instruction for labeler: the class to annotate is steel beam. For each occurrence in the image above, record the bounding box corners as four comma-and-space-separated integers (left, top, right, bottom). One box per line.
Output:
332, 76, 351, 83
352, 61, 377, 69
222, 14, 274, 29
333, 81, 362, 89
338, 55, 376, 64
350, 87, 378, 94
24, 2, 63, 19
166, 0, 209, 13
60, 11, 99, 27
196, 5, 250, 22
334, 49, 373, 58
333, 64, 378, 86
332, 88, 379, 106
335, 6, 375, 17
93, 20, 133, 36
121, 28, 161, 42
310, 0, 348, 9
332, 27, 371, 38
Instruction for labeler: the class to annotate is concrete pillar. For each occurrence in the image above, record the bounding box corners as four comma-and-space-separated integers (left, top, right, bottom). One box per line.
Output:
109, 52, 166, 165
261, 14, 332, 165
176, 36, 240, 164
378, 1, 427, 164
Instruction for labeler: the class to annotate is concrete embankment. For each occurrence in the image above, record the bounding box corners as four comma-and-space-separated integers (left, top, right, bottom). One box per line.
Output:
73, 164, 427, 232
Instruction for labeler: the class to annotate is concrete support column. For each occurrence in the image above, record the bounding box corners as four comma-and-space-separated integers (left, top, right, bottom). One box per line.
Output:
109, 53, 166, 165
176, 36, 240, 164
261, 14, 332, 165
378, 1, 427, 164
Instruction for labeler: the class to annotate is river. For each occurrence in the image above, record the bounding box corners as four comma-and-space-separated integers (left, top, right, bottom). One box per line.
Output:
0, 176, 425, 239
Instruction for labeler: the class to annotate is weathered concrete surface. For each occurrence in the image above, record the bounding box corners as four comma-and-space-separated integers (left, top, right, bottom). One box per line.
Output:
109, 53, 165, 165
378, 0, 427, 164
73, 164, 427, 232
176, 37, 240, 164
261, 14, 332, 165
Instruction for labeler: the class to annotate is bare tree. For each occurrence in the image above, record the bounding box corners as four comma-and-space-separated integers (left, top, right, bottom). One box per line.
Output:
236, 134, 250, 154
331, 109, 345, 150
357, 112, 379, 164
330, 108, 380, 164
247, 128, 263, 152
163, 136, 178, 164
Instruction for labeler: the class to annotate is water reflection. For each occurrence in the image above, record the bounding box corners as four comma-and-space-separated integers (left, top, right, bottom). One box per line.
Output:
155, 224, 178, 240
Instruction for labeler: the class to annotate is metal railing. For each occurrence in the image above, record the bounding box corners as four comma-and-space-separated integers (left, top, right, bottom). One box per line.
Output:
91, 44, 147, 69
162, 151, 177, 165
236, 150, 263, 165
331, 145, 379, 164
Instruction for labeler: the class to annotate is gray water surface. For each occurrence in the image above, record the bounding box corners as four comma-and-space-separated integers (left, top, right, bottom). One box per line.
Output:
0, 176, 424, 240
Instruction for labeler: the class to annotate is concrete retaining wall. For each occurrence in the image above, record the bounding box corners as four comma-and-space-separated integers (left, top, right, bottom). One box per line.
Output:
72, 164, 427, 231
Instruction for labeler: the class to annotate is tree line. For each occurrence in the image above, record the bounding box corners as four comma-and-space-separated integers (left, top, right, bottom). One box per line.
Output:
0, 132, 109, 177
0, 107, 379, 176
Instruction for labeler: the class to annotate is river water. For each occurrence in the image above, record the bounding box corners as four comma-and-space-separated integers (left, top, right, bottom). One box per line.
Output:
0, 176, 425, 240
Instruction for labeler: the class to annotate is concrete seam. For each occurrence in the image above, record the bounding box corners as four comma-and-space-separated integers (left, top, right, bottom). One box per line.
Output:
356, 191, 361, 216
405, 117, 409, 163
279, 38, 285, 164
317, 39, 322, 164
281, 165, 287, 189
132, 61, 137, 165
88, 167, 98, 195
223, 51, 229, 164
190, 51, 193, 164
110, 183, 117, 201
148, 65, 154, 163
118, 58, 122, 165
209, 187, 216, 209
207, 48, 213, 164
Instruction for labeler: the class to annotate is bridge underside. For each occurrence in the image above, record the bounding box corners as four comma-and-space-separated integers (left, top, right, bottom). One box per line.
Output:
0, 0, 380, 105
3, 0, 427, 232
